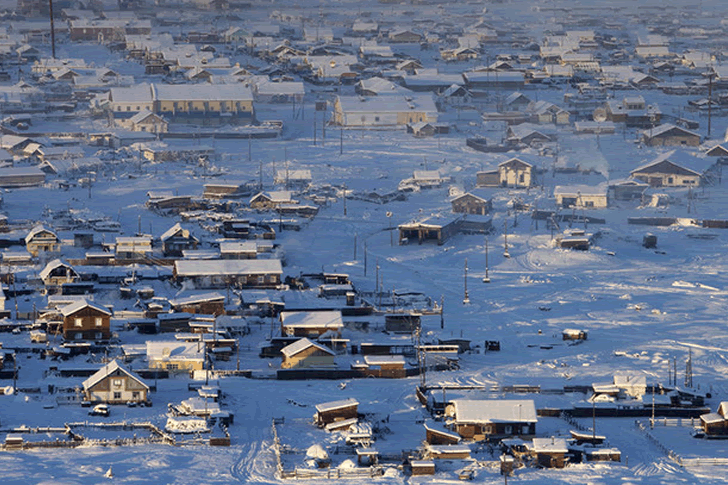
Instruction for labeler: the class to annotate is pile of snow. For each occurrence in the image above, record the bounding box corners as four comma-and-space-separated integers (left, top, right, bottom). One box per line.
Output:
306, 444, 329, 460
338, 459, 356, 469
165, 416, 210, 434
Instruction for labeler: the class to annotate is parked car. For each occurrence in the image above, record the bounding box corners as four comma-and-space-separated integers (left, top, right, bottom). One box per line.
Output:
89, 404, 110, 417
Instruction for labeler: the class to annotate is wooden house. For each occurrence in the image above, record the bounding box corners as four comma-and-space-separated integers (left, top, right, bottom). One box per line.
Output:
40, 259, 80, 288
146, 340, 204, 372
169, 292, 225, 315
274, 169, 312, 189
527, 100, 570, 125
398, 214, 462, 246
706, 143, 728, 157
25, 225, 60, 256
529, 438, 568, 468
61, 300, 111, 342
249, 191, 295, 209
280, 337, 336, 369
608, 179, 649, 201
641, 124, 700, 147
82, 360, 149, 404
123, 110, 168, 133
498, 156, 535, 188
388, 29, 423, 43
506, 124, 553, 147
424, 421, 462, 445
173, 259, 283, 289
409, 460, 435, 476
115, 236, 153, 261
451, 191, 492, 215
700, 402, 728, 436
445, 399, 537, 440
280, 310, 344, 338
554, 185, 608, 209
630, 150, 710, 187
314, 398, 359, 426
332, 95, 438, 127
503, 92, 532, 111
160, 223, 199, 257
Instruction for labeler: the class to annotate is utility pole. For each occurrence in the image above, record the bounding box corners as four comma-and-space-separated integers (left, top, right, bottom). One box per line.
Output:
483, 237, 490, 283
440, 295, 444, 329
342, 184, 347, 216
364, 241, 367, 276
48, 0, 56, 59
708, 72, 714, 138
503, 219, 510, 258
248, 135, 252, 162
462, 258, 470, 305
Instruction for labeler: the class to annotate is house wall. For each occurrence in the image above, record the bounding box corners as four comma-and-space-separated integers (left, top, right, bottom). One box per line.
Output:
556, 194, 607, 209
186, 273, 280, 289
452, 196, 490, 215
27, 233, 60, 256
281, 347, 335, 369
148, 357, 203, 372
175, 301, 225, 315
647, 135, 700, 147
63, 307, 110, 341
632, 172, 700, 187
316, 405, 358, 425
499, 165, 532, 187
85, 373, 148, 403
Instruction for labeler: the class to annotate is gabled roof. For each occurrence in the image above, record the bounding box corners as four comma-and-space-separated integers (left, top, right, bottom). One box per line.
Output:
25, 225, 58, 245
82, 359, 148, 391
449, 399, 537, 424
39, 259, 76, 281
160, 222, 195, 242
631, 150, 712, 176
60, 299, 111, 317
643, 123, 699, 140
280, 337, 335, 358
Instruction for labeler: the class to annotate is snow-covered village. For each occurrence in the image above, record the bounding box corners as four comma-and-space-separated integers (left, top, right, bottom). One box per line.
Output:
3, 0, 728, 483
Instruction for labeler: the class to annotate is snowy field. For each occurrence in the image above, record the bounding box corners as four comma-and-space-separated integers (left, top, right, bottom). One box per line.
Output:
4, 0, 728, 483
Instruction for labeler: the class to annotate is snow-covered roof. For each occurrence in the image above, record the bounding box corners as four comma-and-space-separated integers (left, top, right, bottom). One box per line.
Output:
336, 95, 438, 115
363, 355, 406, 366
449, 399, 537, 424
169, 292, 225, 307
280, 337, 334, 358
315, 398, 359, 413
530, 437, 568, 453
280, 311, 344, 330
60, 299, 111, 317
39, 259, 75, 281
82, 359, 148, 391
146, 341, 203, 361
174, 259, 283, 277
25, 224, 57, 244
554, 184, 607, 197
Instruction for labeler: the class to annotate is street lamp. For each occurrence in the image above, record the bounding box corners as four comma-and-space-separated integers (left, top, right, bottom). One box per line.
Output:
462, 258, 470, 305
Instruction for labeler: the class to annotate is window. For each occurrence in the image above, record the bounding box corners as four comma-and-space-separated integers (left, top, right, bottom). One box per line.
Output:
95, 317, 103, 327
166, 363, 178, 370
95, 332, 103, 340
74, 318, 83, 327
519, 173, 525, 183
668, 177, 673, 184
113, 392, 121, 399
374, 116, 380, 122
257, 275, 265, 284
112, 379, 122, 388
504, 425, 513, 435
132, 391, 140, 399
75, 332, 83, 340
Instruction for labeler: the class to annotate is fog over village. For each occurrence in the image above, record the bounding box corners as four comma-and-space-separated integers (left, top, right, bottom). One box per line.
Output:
3, 0, 728, 483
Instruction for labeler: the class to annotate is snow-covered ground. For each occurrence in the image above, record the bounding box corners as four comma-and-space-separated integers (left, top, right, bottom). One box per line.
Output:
5, 0, 728, 482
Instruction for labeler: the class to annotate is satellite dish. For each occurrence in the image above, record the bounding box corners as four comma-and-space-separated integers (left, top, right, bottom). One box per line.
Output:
593, 108, 607, 123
